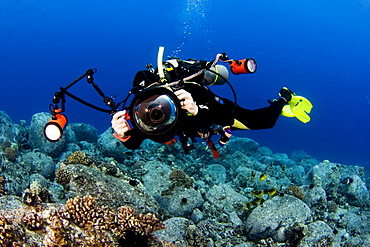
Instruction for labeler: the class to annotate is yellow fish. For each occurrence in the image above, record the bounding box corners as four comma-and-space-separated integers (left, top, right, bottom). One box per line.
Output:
267, 188, 277, 196
259, 173, 267, 181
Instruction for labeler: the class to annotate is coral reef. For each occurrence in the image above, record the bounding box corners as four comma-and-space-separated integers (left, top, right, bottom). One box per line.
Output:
66, 150, 96, 166
65, 194, 165, 242
1, 140, 11, 152
0, 214, 14, 246
64, 151, 122, 177
55, 163, 160, 213
22, 188, 42, 206
22, 210, 43, 230
285, 184, 305, 200
65, 194, 105, 228
0, 195, 167, 246
115, 205, 165, 244
55, 163, 72, 186
4, 147, 17, 162
0, 111, 369, 246
162, 168, 194, 196
0, 176, 7, 196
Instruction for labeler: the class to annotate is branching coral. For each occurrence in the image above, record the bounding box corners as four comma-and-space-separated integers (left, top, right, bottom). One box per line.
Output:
114, 206, 165, 245
84, 228, 114, 246
22, 188, 42, 206
65, 194, 105, 229
66, 151, 95, 166
0, 176, 7, 196
30, 181, 54, 203
44, 215, 69, 246
119, 206, 165, 236
55, 163, 72, 186
0, 214, 14, 246
65, 195, 165, 245
162, 169, 194, 196
23, 210, 43, 230
285, 185, 305, 200
1, 195, 167, 246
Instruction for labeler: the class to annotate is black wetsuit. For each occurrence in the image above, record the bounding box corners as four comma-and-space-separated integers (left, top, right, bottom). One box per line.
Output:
120, 81, 286, 150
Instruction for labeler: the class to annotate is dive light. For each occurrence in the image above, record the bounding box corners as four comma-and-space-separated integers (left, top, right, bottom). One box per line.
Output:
43, 108, 68, 142
229, 58, 257, 75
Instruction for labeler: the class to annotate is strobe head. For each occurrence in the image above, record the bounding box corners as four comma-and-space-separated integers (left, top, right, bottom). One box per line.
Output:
229, 58, 257, 75
44, 109, 68, 142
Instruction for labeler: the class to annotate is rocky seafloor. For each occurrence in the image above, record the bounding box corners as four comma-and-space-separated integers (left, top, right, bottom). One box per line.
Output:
0, 110, 369, 246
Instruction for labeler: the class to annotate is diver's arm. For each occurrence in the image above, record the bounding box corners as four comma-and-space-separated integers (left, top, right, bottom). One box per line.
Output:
111, 111, 131, 141
174, 89, 199, 115
111, 111, 145, 149
174, 89, 220, 125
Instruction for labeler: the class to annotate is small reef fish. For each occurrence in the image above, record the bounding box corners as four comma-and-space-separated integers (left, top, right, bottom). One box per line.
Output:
251, 197, 265, 205
264, 188, 278, 196
340, 177, 354, 185
281, 165, 286, 174
244, 201, 254, 209
250, 190, 264, 198
251, 171, 256, 181
259, 173, 267, 181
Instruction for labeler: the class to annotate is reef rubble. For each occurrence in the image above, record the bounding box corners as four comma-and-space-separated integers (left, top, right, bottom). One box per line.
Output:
0, 110, 369, 246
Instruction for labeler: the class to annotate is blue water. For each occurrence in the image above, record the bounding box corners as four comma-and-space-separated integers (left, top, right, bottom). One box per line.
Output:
1, 0, 369, 166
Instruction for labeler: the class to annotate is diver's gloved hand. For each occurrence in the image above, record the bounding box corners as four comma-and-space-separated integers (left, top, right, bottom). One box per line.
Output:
279, 87, 295, 103
111, 110, 130, 141
174, 89, 199, 116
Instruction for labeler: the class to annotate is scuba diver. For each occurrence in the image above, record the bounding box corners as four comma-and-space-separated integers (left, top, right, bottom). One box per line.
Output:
44, 47, 312, 159
110, 49, 312, 158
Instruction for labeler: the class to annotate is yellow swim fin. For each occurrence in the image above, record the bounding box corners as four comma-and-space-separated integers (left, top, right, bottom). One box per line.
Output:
281, 93, 313, 123
281, 105, 295, 117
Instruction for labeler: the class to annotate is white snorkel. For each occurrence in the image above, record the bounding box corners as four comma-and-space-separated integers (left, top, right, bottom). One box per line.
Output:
157, 46, 166, 83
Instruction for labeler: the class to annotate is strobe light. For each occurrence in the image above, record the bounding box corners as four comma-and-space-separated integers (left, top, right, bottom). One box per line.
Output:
44, 109, 68, 142
229, 58, 257, 75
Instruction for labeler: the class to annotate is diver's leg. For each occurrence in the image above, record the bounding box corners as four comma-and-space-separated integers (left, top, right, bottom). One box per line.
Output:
221, 97, 286, 130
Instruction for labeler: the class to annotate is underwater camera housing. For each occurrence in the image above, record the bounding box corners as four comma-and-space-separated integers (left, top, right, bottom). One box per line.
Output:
128, 85, 182, 143
127, 52, 231, 142
127, 48, 252, 143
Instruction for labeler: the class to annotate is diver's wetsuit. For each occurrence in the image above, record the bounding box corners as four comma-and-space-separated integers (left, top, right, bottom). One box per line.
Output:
120, 81, 286, 150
